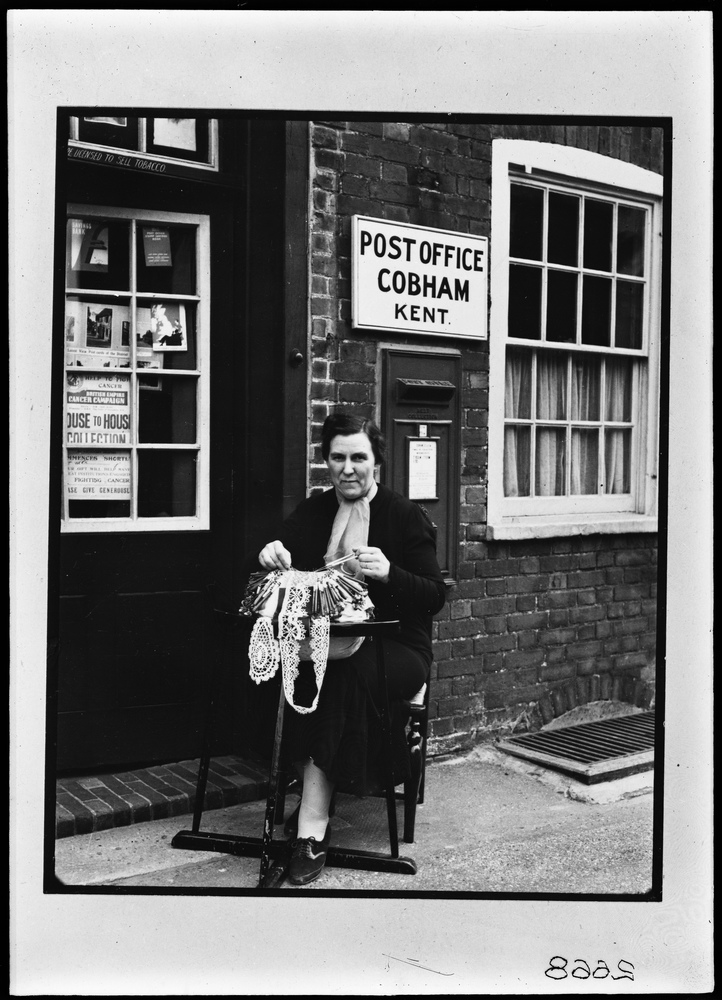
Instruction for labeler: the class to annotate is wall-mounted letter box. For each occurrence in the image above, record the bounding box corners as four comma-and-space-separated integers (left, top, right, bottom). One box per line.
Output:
381, 348, 461, 584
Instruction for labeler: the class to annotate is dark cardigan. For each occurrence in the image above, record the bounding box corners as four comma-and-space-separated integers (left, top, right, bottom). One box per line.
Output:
271, 484, 447, 662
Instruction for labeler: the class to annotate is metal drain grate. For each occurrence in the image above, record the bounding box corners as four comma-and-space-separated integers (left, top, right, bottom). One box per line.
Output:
497, 711, 656, 784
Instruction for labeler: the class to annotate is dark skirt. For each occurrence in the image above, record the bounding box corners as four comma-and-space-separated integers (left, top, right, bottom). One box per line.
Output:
284, 638, 429, 795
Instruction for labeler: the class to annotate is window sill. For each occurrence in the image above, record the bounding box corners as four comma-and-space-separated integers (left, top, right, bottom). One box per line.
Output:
61, 518, 209, 534
485, 513, 658, 541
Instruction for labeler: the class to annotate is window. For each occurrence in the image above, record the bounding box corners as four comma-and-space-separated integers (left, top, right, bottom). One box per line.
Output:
68, 116, 219, 172
488, 141, 663, 539
61, 205, 210, 532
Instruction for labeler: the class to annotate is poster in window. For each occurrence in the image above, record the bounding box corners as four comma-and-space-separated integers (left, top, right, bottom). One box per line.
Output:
135, 316, 164, 370
142, 227, 173, 267
65, 373, 130, 446
65, 299, 131, 368
65, 450, 131, 500
69, 219, 109, 273
152, 118, 197, 152
75, 115, 139, 150
137, 345, 164, 371
86, 305, 113, 347
147, 117, 210, 164
137, 302, 187, 352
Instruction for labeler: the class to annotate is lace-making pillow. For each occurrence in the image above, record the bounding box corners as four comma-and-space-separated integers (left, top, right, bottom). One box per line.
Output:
241, 568, 374, 713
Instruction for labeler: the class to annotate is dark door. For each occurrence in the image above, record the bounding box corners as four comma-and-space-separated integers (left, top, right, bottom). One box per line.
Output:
49, 117, 304, 772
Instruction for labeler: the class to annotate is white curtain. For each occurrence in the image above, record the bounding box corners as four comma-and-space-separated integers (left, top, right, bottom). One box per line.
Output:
504, 351, 632, 498
571, 430, 598, 493
604, 359, 631, 493
504, 352, 531, 496
570, 357, 600, 494
535, 355, 566, 495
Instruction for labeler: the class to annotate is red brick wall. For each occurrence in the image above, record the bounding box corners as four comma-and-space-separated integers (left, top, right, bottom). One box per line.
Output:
307, 120, 663, 750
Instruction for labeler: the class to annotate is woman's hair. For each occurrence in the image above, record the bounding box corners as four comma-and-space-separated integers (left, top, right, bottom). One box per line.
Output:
321, 411, 386, 465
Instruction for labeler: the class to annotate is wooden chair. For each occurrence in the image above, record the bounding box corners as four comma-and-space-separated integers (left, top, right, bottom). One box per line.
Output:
172, 612, 423, 886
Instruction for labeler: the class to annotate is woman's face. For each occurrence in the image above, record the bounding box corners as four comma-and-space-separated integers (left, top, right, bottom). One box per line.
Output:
327, 432, 377, 501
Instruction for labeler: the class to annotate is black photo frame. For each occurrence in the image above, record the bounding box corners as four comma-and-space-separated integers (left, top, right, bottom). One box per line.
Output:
146, 116, 211, 164
77, 116, 140, 150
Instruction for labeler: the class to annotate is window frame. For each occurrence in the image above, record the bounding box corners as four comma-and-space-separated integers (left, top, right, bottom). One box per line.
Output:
68, 116, 219, 173
487, 140, 663, 540
60, 203, 211, 533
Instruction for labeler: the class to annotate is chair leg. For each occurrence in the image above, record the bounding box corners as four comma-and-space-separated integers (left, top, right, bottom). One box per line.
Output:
403, 710, 424, 843
418, 753, 427, 806
417, 713, 428, 806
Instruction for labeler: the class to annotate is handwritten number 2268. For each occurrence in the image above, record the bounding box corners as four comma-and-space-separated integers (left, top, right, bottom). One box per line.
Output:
545, 957, 635, 980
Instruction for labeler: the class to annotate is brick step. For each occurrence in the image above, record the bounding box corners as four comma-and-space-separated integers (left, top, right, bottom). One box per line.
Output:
55, 755, 269, 839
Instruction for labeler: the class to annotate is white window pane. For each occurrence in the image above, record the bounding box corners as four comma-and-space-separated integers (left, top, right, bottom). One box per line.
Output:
548, 192, 579, 266
571, 429, 599, 494
508, 264, 542, 339
570, 356, 600, 421
615, 280, 644, 350
535, 428, 566, 495
536, 354, 567, 420
66, 450, 132, 518
504, 425, 530, 497
138, 376, 198, 444
65, 296, 132, 368
581, 275, 612, 346
137, 450, 197, 517
510, 184, 544, 260
583, 198, 613, 272
505, 348, 532, 419
136, 224, 197, 295
135, 301, 198, 370
66, 217, 130, 291
605, 358, 633, 422
604, 429, 631, 493
546, 269, 578, 343
617, 205, 646, 277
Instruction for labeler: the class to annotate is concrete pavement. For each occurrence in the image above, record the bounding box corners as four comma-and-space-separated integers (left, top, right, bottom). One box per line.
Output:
53, 742, 655, 895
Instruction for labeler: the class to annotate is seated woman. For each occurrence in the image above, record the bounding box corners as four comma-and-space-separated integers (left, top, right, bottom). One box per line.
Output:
253, 411, 446, 885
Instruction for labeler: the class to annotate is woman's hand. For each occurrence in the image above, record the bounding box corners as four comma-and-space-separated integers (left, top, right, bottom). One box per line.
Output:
354, 546, 390, 584
258, 540, 292, 571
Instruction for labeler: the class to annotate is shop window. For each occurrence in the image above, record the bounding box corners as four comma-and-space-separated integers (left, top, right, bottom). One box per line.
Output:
68, 116, 218, 172
61, 205, 210, 532
488, 140, 663, 539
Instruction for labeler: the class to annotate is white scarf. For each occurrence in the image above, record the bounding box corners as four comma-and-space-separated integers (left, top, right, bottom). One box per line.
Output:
324, 493, 371, 577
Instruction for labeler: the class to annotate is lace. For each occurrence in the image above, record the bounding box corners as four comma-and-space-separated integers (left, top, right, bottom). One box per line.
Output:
247, 616, 279, 684
247, 572, 332, 714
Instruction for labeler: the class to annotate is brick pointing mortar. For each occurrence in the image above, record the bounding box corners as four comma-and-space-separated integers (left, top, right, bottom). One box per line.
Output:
307, 121, 662, 752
